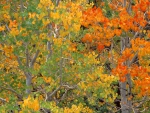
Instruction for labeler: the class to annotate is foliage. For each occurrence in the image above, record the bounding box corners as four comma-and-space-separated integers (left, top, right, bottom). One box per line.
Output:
0, 0, 150, 113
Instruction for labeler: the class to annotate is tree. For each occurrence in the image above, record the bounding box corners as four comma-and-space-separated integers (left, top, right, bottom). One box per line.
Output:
81, 0, 150, 112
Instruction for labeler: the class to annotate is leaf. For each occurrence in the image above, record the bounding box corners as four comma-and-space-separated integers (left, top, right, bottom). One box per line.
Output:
97, 42, 104, 52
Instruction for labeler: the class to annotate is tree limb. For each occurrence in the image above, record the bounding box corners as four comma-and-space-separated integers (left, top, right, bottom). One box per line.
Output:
25, 44, 29, 67
0, 86, 23, 100
46, 86, 61, 101
56, 0, 60, 6
0, 97, 6, 103
129, 51, 138, 66
29, 50, 40, 68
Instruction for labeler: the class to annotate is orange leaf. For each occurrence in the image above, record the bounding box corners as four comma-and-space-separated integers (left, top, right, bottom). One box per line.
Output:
97, 42, 104, 52
82, 34, 92, 43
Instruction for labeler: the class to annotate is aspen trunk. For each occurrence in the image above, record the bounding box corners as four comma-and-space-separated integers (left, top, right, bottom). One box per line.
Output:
120, 37, 132, 113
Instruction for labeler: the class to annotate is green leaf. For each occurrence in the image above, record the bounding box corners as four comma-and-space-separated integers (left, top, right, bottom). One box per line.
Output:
20, 12, 28, 17
77, 44, 85, 51
36, 77, 44, 85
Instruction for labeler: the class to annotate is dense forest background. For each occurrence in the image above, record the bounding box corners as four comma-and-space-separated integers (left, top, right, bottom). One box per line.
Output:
0, 0, 150, 112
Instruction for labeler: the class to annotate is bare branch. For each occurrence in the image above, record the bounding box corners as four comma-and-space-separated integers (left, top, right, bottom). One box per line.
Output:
25, 44, 29, 67
62, 84, 77, 90
59, 89, 68, 101
46, 41, 53, 61
29, 50, 40, 68
56, 0, 60, 6
123, 0, 126, 7
133, 26, 143, 39
129, 51, 138, 66
0, 97, 6, 103
59, 56, 63, 85
136, 96, 148, 108
16, 55, 22, 67
5, 24, 11, 31
127, 0, 132, 14
0, 86, 23, 100
46, 86, 61, 101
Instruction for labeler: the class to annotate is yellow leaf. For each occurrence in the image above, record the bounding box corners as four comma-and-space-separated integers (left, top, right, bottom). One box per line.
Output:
0, 26, 5, 31
72, 24, 80, 32
32, 98, 40, 111
50, 12, 60, 19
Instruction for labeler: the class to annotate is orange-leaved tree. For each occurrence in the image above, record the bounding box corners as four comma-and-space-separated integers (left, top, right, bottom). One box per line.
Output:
81, 0, 150, 112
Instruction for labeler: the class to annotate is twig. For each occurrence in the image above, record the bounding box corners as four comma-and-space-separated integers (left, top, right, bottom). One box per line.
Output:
46, 86, 61, 101
59, 89, 68, 101
5, 24, 11, 31
62, 84, 77, 90
136, 96, 148, 108
16, 55, 22, 67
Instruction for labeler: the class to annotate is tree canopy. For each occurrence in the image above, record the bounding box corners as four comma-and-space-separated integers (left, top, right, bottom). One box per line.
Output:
0, 0, 150, 113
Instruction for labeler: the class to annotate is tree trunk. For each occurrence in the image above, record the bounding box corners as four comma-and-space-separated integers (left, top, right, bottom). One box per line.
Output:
120, 37, 132, 113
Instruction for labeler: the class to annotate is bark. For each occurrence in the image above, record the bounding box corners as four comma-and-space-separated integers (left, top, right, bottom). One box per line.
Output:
120, 37, 132, 113
17, 48, 39, 96
119, 81, 128, 113
123, 0, 126, 7
25, 72, 32, 94
56, 0, 60, 6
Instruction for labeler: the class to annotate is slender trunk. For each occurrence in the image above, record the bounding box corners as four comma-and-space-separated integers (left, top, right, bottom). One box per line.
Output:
17, 49, 39, 96
120, 81, 128, 113
119, 38, 129, 113
25, 73, 32, 94
123, 0, 126, 7
120, 1, 133, 111
120, 37, 132, 113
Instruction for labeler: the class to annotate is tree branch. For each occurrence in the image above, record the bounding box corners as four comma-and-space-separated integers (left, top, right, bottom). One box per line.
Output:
46, 41, 53, 62
29, 50, 40, 68
0, 97, 6, 103
56, 0, 60, 6
16, 55, 22, 67
46, 86, 61, 101
59, 89, 68, 101
123, 0, 126, 7
62, 84, 77, 90
25, 44, 29, 67
0, 86, 23, 100
129, 51, 138, 66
